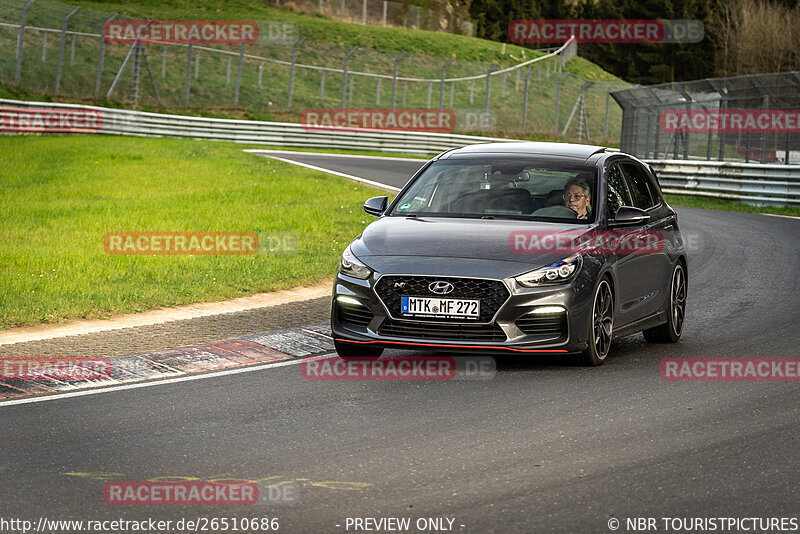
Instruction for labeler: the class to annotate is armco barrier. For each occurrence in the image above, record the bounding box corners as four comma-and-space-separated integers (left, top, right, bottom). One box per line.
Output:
646, 159, 800, 207
0, 98, 508, 154
2, 98, 799, 205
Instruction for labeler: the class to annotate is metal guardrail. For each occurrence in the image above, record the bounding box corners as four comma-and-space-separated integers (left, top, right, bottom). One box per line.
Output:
0, 98, 510, 154
2, 98, 799, 206
646, 159, 800, 206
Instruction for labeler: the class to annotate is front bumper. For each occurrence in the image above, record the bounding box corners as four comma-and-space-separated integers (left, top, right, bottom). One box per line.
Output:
331, 269, 595, 355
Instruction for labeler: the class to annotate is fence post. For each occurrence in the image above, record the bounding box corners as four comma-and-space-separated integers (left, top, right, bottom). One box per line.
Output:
14, 0, 35, 84
320, 70, 325, 100
521, 66, 533, 131
484, 64, 498, 117
402, 82, 407, 106
391, 51, 406, 109
226, 56, 231, 85
469, 79, 474, 104
340, 0, 346, 20
55, 6, 80, 93
258, 62, 263, 87
41, 33, 47, 62
553, 72, 569, 135
132, 44, 141, 104
234, 43, 245, 105
753, 79, 770, 164
439, 57, 455, 109
449, 82, 454, 108
69, 34, 75, 66
341, 45, 358, 108
382, 0, 387, 25
161, 44, 166, 77
427, 82, 432, 108
375, 78, 381, 104
287, 37, 307, 108
362, 0, 367, 24
349, 74, 355, 103
194, 50, 199, 79
95, 14, 117, 97
603, 82, 618, 140
184, 42, 193, 105
106, 42, 136, 98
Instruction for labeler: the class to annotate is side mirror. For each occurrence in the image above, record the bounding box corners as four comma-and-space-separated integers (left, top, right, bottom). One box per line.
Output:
363, 196, 388, 216
611, 206, 649, 226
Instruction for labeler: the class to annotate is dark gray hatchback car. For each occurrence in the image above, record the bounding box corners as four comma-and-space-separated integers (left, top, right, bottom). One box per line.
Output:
330, 142, 687, 365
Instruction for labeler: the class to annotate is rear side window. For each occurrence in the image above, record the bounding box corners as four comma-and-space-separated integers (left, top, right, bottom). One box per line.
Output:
605, 165, 632, 216
622, 163, 656, 209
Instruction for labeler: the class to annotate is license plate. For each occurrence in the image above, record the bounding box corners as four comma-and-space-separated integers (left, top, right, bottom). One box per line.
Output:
400, 296, 480, 319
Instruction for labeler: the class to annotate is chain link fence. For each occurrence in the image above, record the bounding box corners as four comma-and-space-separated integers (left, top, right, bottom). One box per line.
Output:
612, 72, 800, 164
267, 0, 473, 36
1, 0, 630, 141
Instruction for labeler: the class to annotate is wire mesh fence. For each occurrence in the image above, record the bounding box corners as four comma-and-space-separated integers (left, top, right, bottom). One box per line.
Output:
612, 72, 800, 164
0, 0, 630, 141
267, 0, 473, 36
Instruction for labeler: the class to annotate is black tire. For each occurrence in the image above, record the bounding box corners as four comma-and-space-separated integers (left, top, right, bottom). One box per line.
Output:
576, 278, 614, 366
334, 339, 383, 359
643, 262, 686, 343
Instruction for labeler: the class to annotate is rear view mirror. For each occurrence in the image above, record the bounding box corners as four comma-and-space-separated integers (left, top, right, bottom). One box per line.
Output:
363, 196, 388, 216
611, 206, 649, 226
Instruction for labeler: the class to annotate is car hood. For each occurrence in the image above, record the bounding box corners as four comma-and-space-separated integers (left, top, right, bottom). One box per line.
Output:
350, 216, 595, 279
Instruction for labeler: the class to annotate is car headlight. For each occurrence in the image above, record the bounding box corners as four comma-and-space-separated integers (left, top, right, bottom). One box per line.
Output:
515, 254, 582, 287
338, 245, 372, 280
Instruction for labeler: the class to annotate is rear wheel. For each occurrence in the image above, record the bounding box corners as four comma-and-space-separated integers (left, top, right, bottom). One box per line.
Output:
334, 339, 383, 359
577, 278, 614, 366
643, 262, 686, 343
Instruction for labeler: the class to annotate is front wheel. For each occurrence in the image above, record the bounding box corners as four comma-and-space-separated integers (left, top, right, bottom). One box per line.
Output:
334, 339, 383, 359
643, 262, 686, 343
576, 278, 614, 366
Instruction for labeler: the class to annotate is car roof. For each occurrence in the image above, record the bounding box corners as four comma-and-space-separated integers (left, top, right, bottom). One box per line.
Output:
437, 142, 610, 161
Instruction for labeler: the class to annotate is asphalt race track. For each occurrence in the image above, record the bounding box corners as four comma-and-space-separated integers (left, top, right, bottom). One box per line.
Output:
1, 153, 799, 533
250, 150, 427, 189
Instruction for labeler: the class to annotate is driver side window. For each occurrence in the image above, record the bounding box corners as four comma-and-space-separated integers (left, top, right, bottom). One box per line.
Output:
605, 165, 633, 218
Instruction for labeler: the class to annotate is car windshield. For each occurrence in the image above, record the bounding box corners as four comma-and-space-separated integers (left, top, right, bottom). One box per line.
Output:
389, 158, 598, 222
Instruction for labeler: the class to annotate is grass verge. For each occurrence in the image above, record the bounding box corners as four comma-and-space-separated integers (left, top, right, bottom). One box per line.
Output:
665, 194, 800, 218
0, 135, 386, 329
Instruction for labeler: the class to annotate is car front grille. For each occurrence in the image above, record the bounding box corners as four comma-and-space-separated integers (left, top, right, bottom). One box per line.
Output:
515, 311, 567, 337
374, 275, 509, 323
336, 303, 374, 328
378, 320, 507, 342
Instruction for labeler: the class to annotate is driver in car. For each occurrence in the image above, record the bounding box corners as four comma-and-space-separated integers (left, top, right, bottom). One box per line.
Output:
563, 177, 592, 219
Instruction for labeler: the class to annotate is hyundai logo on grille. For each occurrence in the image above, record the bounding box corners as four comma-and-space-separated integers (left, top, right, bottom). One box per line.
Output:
428, 281, 455, 295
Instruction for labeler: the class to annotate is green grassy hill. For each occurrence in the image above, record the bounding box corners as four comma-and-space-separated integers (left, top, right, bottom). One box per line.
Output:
0, 0, 627, 142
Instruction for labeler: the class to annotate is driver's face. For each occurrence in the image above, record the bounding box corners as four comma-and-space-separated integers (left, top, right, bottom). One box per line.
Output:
564, 185, 590, 217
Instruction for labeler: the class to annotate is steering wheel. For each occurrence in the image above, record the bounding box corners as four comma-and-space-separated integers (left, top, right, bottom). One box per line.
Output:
532, 205, 578, 218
